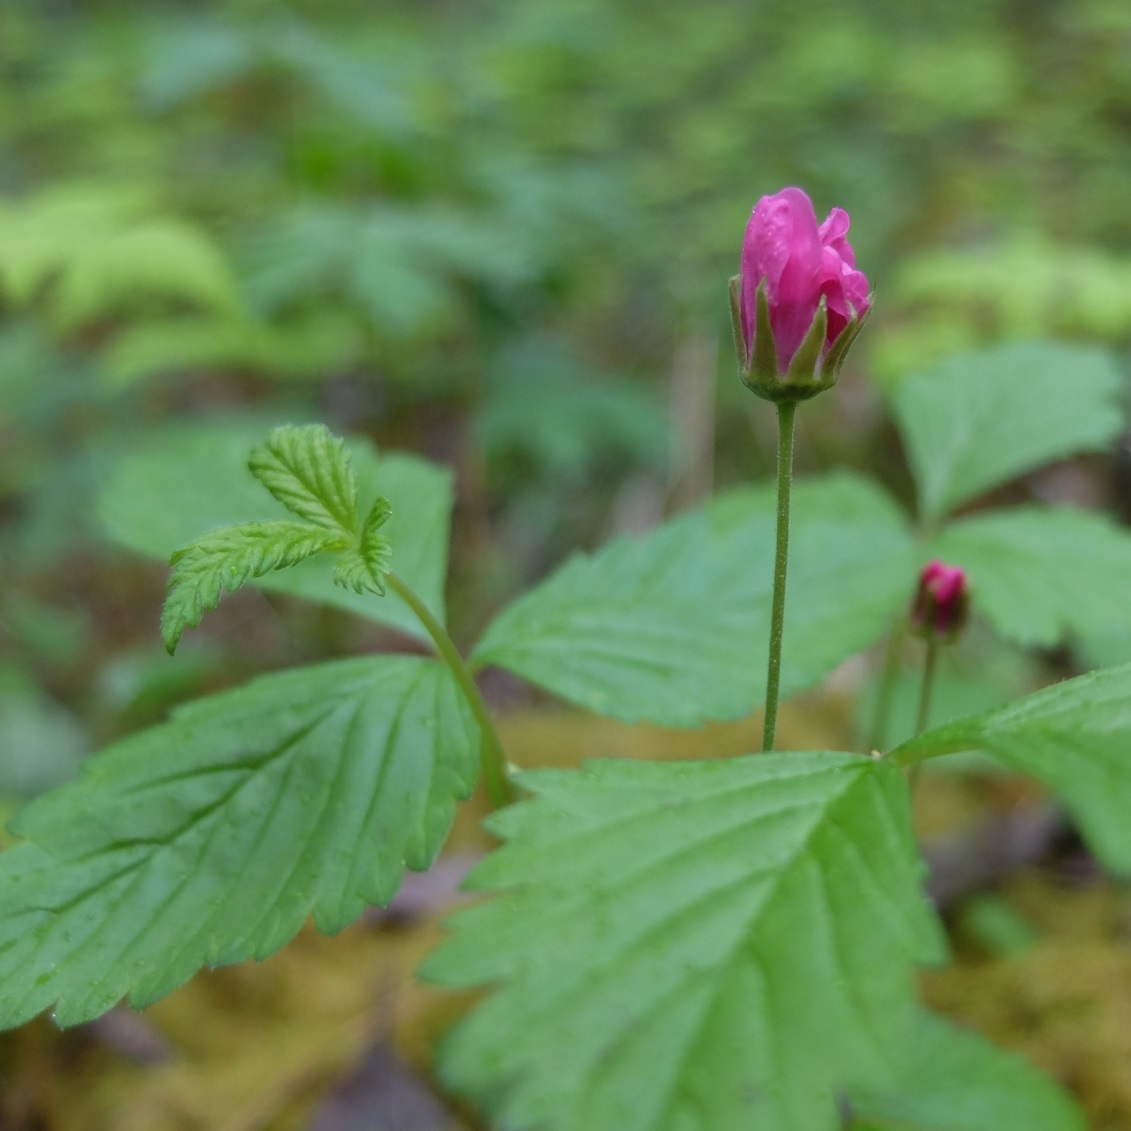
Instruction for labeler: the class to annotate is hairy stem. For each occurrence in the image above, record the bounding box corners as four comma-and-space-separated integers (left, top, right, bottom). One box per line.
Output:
386, 572, 513, 808
762, 400, 797, 751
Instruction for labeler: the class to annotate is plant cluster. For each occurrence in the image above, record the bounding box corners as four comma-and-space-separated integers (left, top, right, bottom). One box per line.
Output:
3, 209, 1131, 1122
5, 2, 1131, 1124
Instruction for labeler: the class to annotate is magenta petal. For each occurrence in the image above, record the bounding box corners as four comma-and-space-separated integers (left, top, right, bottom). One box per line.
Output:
819, 250, 871, 342
740, 194, 795, 351
752, 189, 823, 364
840, 265, 871, 321
772, 189, 822, 309
818, 207, 855, 267
911, 560, 970, 639
737, 186, 871, 372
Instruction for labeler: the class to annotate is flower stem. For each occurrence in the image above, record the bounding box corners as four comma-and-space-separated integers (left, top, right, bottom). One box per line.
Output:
386, 571, 513, 809
762, 399, 797, 751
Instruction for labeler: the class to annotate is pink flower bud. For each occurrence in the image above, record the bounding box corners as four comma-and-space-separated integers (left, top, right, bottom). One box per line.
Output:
910, 561, 970, 642
729, 187, 872, 402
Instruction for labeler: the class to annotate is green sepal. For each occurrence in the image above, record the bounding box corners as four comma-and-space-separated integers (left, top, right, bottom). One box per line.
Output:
784, 295, 829, 382
728, 274, 746, 372
749, 278, 782, 391
822, 302, 870, 379
736, 280, 868, 405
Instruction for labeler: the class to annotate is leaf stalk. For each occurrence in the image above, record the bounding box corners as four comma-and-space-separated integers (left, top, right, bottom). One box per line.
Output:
386, 571, 514, 808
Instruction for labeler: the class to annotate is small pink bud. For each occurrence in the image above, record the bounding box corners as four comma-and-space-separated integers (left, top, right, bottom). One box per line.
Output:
910, 561, 970, 643
729, 187, 872, 403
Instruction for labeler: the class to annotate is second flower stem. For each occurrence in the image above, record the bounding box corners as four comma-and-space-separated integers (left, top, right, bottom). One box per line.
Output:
869, 618, 906, 753
908, 637, 941, 791
915, 637, 940, 737
763, 399, 797, 752
386, 571, 513, 809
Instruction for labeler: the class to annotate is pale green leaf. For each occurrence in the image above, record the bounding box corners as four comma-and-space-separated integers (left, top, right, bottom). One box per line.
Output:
333, 498, 393, 596
928, 506, 1131, 648
424, 753, 944, 1131
851, 1011, 1085, 1131
98, 419, 453, 640
0, 654, 477, 1029
0, 186, 241, 328
893, 342, 1124, 522
473, 473, 915, 725
51, 220, 241, 329
162, 521, 345, 653
895, 663, 1131, 872
104, 311, 364, 388
248, 423, 360, 533
890, 236, 1131, 345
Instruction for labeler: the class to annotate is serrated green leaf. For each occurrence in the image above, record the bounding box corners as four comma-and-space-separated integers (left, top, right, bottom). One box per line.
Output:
162, 520, 345, 652
895, 663, 1131, 872
423, 753, 944, 1131
892, 342, 1124, 522
248, 423, 360, 533
472, 473, 914, 725
851, 1011, 1085, 1131
928, 506, 1131, 649
333, 498, 393, 595
98, 419, 453, 640
0, 654, 477, 1030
